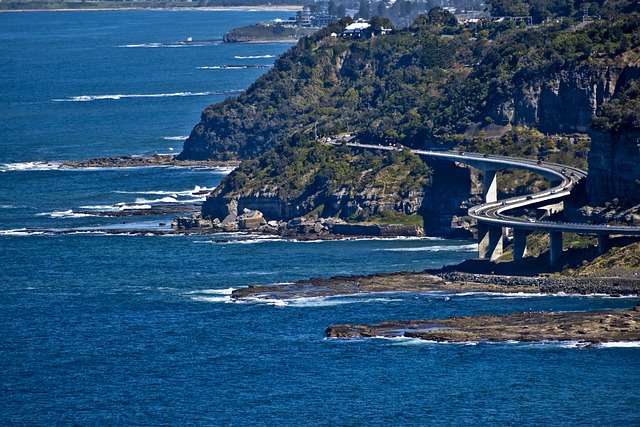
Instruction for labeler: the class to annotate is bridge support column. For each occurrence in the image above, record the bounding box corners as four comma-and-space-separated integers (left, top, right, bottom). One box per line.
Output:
512, 229, 529, 262
549, 231, 563, 266
597, 234, 611, 255
478, 223, 504, 261
483, 169, 498, 203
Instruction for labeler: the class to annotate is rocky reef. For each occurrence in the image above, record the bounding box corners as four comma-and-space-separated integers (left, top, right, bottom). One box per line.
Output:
325, 304, 640, 344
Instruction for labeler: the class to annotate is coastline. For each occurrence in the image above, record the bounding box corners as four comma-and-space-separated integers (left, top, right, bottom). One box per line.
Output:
231, 269, 640, 301
59, 154, 239, 169
0, 5, 304, 13
326, 304, 640, 345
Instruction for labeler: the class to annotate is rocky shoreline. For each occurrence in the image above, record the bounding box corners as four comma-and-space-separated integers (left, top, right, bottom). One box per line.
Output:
59, 154, 238, 169
325, 304, 640, 344
232, 269, 640, 344
231, 270, 640, 301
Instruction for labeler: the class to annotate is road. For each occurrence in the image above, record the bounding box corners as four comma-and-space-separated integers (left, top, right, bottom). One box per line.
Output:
346, 142, 640, 237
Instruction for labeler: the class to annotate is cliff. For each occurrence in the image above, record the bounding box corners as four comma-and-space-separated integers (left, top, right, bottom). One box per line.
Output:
181, 10, 640, 235
179, 13, 640, 161
201, 138, 431, 225
587, 65, 640, 205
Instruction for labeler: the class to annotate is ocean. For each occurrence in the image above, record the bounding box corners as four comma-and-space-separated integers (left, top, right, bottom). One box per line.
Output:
1, 10, 639, 426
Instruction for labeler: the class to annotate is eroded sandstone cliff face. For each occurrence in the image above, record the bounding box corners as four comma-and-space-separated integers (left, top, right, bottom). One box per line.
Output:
586, 63, 640, 205
201, 185, 425, 223
587, 129, 640, 205
473, 63, 625, 138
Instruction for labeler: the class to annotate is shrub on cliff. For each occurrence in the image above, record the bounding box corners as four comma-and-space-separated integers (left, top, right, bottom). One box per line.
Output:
179, 10, 640, 161
206, 134, 432, 221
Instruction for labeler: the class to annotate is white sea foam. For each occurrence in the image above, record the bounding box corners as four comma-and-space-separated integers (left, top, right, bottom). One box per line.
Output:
119, 41, 221, 48
380, 243, 478, 252
375, 336, 479, 346
0, 229, 45, 236
234, 54, 276, 59
388, 339, 640, 349
597, 341, 640, 348
1, 161, 63, 171
52, 90, 241, 102
240, 294, 404, 307
455, 291, 550, 299
187, 288, 236, 295
114, 185, 214, 197
162, 136, 189, 141
197, 65, 272, 70
133, 196, 179, 204
189, 295, 232, 303
36, 210, 98, 219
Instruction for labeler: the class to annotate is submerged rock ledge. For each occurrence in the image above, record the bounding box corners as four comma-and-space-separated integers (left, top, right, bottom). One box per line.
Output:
326, 304, 640, 344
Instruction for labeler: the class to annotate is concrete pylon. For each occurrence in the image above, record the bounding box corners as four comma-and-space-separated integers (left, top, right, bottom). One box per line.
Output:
483, 169, 498, 203
478, 223, 504, 260
597, 234, 611, 254
549, 231, 563, 266
512, 228, 529, 262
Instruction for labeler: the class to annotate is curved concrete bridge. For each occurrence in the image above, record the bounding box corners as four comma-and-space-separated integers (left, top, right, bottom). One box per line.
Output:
346, 142, 640, 265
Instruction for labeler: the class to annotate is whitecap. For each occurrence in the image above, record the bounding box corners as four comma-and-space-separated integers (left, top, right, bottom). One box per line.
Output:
380, 243, 478, 252
197, 65, 272, 70
119, 42, 164, 48
133, 196, 179, 204
454, 291, 550, 299
114, 203, 153, 210
239, 293, 405, 308
597, 341, 640, 348
186, 288, 236, 295
36, 210, 98, 219
1, 161, 63, 171
189, 295, 232, 303
162, 135, 189, 141
51, 90, 241, 102
234, 54, 276, 59
373, 336, 479, 346
0, 229, 45, 236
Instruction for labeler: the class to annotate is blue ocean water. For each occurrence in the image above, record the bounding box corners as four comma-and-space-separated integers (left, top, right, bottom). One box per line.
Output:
1, 10, 639, 426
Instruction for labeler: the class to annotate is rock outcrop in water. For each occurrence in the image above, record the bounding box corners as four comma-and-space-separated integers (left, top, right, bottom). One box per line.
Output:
325, 304, 640, 344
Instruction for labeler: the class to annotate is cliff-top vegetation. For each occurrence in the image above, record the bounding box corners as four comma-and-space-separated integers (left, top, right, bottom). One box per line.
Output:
179, 4, 640, 161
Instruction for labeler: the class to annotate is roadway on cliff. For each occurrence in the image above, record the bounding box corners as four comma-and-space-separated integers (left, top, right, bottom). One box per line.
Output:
342, 141, 640, 264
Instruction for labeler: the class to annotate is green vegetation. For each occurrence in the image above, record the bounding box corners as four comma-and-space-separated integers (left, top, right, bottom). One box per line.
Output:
180, 8, 640, 161
224, 24, 316, 42
592, 80, 640, 133
565, 241, 640, 275
189, 4, 639, 231
209, 135, 431, 222
367, 210, 425, 226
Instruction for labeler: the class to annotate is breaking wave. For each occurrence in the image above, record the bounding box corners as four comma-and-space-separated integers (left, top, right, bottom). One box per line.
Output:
119, 40, 221, 48
186, 288, 236, 304
237, 293, 404, 307
196, 65, 272, 70
52, 90, 241, 102
380, 243, 478, 252
1, 161, 63, 172
36, 210, 99, 219
162, 136, 189, 141
234, 54, 276, 59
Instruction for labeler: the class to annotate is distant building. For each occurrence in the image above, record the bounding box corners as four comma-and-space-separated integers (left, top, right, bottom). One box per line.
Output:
341, 20, 391, 39
342, 21, 371, 38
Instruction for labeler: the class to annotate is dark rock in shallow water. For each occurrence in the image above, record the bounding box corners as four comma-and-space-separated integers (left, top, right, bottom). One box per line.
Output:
60, 155, 238, 169
326, 307, 640, 344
